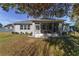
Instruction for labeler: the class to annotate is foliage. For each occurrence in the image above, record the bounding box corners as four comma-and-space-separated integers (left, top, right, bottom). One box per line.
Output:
73, 4, 79, 16
0, 3, 72, 18
74, 20, 79, 32
0, 23, 3, 28
72, 4, 79, 21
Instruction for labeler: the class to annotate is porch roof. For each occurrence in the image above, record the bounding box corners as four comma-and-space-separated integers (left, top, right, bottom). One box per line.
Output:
12, 18, 64, 25
32, 19, 64, 23
13, 21, 32, 25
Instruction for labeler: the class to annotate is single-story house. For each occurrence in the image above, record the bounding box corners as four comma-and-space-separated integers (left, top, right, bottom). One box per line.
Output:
4, 18, 64, 38
4, 24, 14, 29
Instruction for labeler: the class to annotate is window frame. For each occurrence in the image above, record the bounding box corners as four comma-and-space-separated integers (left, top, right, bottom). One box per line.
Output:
36, 24, 40, 30
20, 24, 31, 30
24, 25, 27, 30
27, 24, 30, 30
20, 25, 24, 30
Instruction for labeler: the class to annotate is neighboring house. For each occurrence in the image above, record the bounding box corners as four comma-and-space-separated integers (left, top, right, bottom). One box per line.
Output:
4, 24, 14, 30
4, 18, 64, 38
0, 23, 3, 28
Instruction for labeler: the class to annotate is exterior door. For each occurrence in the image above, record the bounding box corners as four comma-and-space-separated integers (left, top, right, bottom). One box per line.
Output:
35, 24, 40, 34
41, 23, 52, 33
52, 23, 59, 33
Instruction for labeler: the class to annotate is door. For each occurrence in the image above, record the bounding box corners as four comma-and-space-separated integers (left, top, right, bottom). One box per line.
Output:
35, 24, 40, 34
52, 23, 59, 33
41, 23, 52, 33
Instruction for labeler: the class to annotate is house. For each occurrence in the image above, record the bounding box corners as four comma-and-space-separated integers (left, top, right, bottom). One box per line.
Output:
4, 24, 14, 29
4, 18, 64, 38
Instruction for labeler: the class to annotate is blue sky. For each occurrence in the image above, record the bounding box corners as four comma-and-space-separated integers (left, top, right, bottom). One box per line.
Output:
53, 16, 75, 26
0, 7, 30, 25
0, 7, 75, 26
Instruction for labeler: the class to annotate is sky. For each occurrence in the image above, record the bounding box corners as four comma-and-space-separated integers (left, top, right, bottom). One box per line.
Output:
53, 15, 75, 26
0, 7, 31, 26
0, 7, 75, 26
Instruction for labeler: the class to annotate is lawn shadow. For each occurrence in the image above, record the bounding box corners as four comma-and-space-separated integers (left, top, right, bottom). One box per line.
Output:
43, 36, 76, 56
70, 35, 79, 39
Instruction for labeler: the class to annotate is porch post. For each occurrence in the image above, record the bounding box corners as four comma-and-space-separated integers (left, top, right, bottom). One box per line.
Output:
52, 23, 54, 33
59, 23, 63, 35
32, 22, 36, 37
40, 23, 41, 34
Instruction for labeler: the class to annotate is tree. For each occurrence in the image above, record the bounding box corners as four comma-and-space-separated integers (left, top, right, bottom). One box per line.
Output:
0, 23, 3, 28
71, 4, 79, 21
73, 4, 79, 16
0, 3, 72, 18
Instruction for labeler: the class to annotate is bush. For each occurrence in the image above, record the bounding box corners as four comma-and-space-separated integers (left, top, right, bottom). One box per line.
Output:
12, 32, 19, 34
25, 32, 29, 35
20, 32, 24, 34
29, 32, 32, 36
25, 32, 32, 36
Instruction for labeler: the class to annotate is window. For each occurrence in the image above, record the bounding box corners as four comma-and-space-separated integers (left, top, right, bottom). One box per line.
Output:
20, 24, 30, 30
36, 25, 40, 30
28, 25, 30, 30
24, 25, 26, 30
20, 25, 23, 30
42, 24, 46, 30
48, 23, 52, 30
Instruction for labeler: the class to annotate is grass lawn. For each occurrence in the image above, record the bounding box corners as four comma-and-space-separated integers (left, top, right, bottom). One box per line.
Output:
0, 32, 79, 56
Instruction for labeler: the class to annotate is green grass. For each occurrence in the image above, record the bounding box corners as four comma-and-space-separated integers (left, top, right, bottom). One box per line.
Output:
0, 32, 79, 56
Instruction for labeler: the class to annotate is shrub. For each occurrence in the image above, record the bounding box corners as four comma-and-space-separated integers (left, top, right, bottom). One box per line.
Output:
12, 32, 19, 34
20, 32, 24, 34
25, 32, 32, 36
29, 32, 32, 36
25, 32, 29, 35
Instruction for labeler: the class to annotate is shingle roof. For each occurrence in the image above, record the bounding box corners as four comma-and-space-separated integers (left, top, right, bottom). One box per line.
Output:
14, 20, 32, 25
31, 18, 64, 23
4, 24, 13, 27
7, 18, 64, 25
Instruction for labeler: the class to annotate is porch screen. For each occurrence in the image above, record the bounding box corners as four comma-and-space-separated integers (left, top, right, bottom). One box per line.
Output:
41, 23, 59, 33
41, 23, 52, 33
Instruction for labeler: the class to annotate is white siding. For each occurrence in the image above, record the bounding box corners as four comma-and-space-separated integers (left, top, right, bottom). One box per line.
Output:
31, 22, 42, 37
12, 22, 63, 38
13, 24, 32, 34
